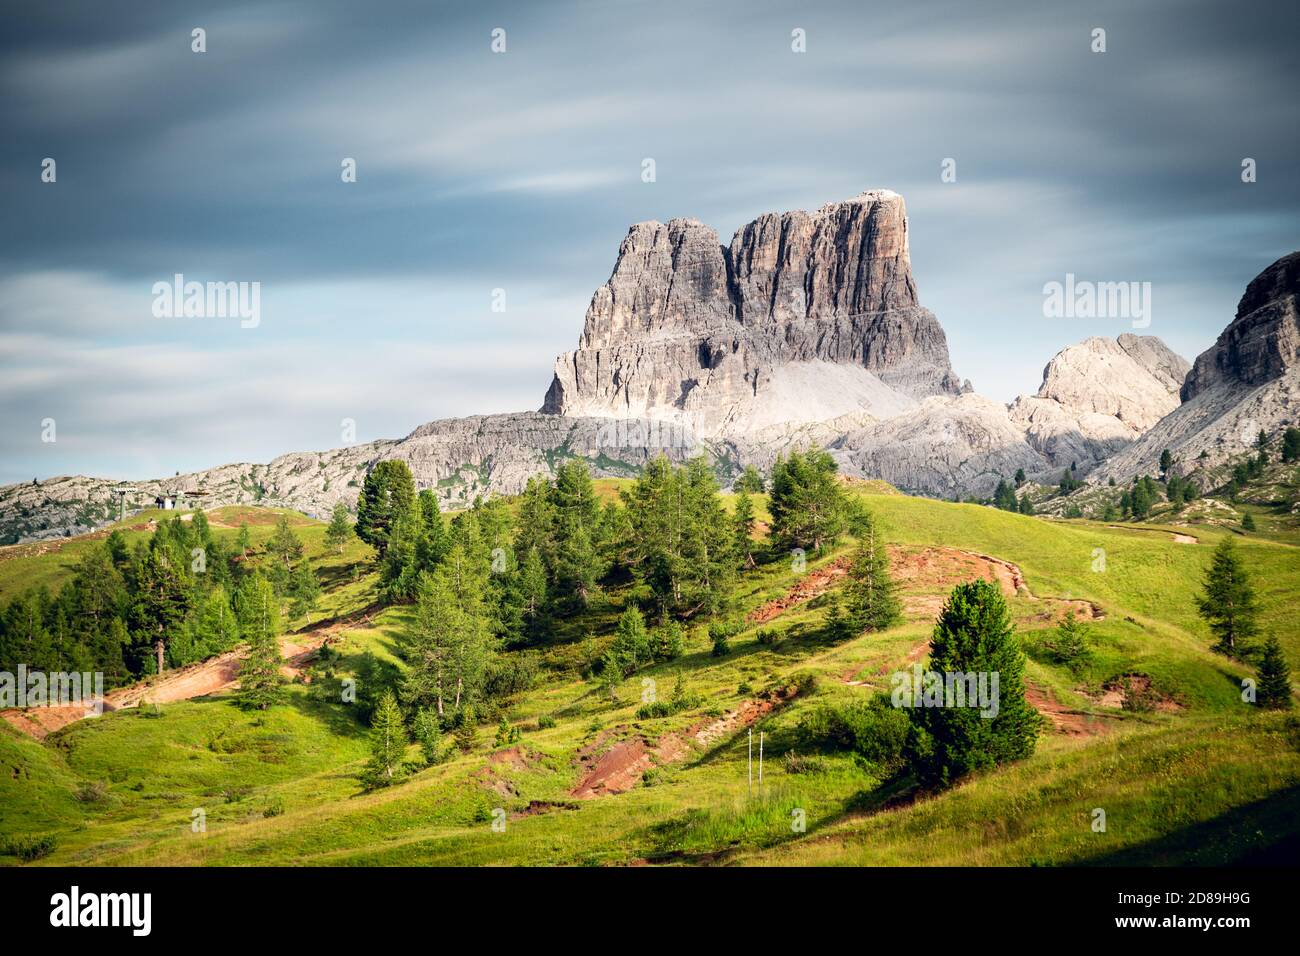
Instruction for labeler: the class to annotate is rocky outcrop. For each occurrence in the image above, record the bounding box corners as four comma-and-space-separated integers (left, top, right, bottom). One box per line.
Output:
1008, 334, 1189, 468
542, 190, 963, 436
1096, 252, 1300, 481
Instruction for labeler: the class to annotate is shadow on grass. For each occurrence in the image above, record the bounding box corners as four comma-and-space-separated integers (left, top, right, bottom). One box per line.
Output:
1081, 788, 1300, 866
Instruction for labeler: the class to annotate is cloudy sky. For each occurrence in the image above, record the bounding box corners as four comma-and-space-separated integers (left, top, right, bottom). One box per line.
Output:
2, 0, 1297, 485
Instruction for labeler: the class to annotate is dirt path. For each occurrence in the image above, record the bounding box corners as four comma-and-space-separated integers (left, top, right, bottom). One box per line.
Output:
747, 556, 852, 624
0, 608, 375, 741
570, 688, 796, 799
1106, 525, 1198, 545
1025, 683, 1116, 737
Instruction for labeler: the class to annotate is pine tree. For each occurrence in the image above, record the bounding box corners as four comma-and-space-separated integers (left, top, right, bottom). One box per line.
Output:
1046, 609, 1091, 672
993, 480, 1018, 512
236, 575, 283, 709
1242, 512, 1256, 532
266, 514, 304, 569
399, 546, 493, 717
1196, 537, 1259, 658
1255, 636, 1292, 709
289, 561, 321, 620
1282, 427, 1300, 463
768, 449, 847, 552
609, 606, 651, 676
189, 585, 239, 660
598, 650, 622, 703
517, 547, 549, 643
733, 490, 756, 569
414, 707, 444, 763
324, 502, 352, 553
1017, 493, 1034, 516
910, 579, 1041, 786
236, 523, 251, 559
355, 460, 417, 558
365, 691, 409, 787
130, 547, 190, 675
844, 509, 901, 632
650, 620, 687, 662
1014, 468, 1026, 488
1159, 448, 1173, 477
735, 465, 765, 494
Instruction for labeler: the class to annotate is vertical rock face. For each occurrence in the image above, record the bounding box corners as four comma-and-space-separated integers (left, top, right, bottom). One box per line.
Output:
1096, 250, 1300, 481
542, 190, 963, 435
1181, 251, 1300, 400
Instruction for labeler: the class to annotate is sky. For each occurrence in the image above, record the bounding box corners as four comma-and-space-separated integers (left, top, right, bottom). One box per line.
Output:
2, 0, 1298, 485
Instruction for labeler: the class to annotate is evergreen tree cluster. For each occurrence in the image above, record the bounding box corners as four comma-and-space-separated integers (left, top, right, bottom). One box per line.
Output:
0, 513, 294, 695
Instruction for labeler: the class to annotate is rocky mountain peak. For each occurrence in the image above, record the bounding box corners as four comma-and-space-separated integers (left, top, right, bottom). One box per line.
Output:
542, 190, 961, 435
1181, 251, 1300, 400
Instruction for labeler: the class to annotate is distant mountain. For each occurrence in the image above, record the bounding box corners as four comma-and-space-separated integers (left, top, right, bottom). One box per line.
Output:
1095, 251, 1300, 482
542, 190, 964, 436
1, 191, 1222, 544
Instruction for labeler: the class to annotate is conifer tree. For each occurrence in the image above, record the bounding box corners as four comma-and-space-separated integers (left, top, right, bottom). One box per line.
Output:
365, 691, 409, 787
355, 459, 417, 558
910, 580, 1040, 786
844, 508, 901, 632
414, 707, 444, 763
324, 501, 352, 553
735, 465, 765, 494
236, 575, 284, 709
1282, 427, 1300, 463
289, 561, 321, 620
733, 490, 756, 569
1197, 537, 1259, 658
608, 605, 651, 676
400, 545, 493, 716
1255, 636, 1292, 710
768, 449, 846, 552
266, 514, 304, 569
517, 547, 549, 642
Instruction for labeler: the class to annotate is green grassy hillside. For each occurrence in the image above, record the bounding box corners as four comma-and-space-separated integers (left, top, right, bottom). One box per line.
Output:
2, 488, 1297, 867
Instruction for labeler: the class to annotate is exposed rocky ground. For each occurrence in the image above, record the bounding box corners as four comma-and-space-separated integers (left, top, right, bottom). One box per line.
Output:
3, 191, 1292, 544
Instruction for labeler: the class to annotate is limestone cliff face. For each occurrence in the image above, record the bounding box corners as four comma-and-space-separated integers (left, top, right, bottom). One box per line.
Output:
1098, 251, 1300, 481
1181, 251, 1300, 400
542, 190, 962, 436
1008, 334, 1189, 467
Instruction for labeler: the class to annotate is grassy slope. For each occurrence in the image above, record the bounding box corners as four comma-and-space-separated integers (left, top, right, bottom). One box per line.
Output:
3, 490, 1298, 866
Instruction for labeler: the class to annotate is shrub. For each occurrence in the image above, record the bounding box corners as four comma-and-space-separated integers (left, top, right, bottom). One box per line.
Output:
262, 796, 285, 818
537, 714, 557, 730
1042, 611, 1093, 674
783, 750, 826, 775
74, 781, 110, 805
797, 694, 910, 771
484, 654, 538, 699
2, 835, 57, 862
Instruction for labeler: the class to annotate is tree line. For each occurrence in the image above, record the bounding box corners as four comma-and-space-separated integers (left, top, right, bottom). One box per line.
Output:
0, 511, 320, 687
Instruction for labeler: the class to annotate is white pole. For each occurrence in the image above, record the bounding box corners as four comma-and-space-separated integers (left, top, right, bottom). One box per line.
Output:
748, 728, 753, 794
759, 731, 764, 784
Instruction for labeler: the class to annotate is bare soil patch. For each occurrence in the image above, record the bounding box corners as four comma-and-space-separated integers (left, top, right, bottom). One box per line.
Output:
747, 556, 852, 624
570, 685, 799, 799
1025, 683, 1116, 737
